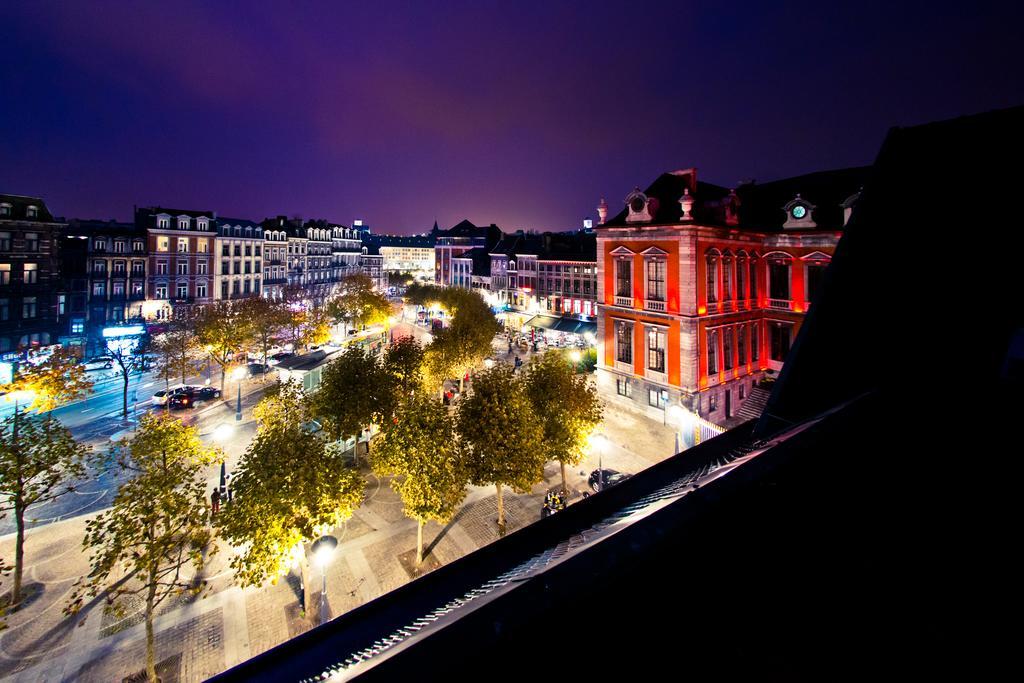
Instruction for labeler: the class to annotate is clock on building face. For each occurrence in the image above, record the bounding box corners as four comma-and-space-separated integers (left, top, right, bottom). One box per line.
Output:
791, 205, 807, 220
630, 195, 646, 213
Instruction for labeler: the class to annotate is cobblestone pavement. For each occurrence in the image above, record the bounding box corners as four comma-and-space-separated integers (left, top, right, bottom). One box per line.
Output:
0, 374, 679, 682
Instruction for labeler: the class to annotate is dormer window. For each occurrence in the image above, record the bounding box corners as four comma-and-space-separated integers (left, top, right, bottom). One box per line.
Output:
26, 206, 38, 219
625, 188, 654, 223
197, 218, 208, 231
178, 217, 189, 230
0, 204, 11, 217
782, 195, 816, 229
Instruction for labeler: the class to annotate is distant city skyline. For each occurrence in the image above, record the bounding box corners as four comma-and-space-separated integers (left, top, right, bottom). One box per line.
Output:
2, 1, 1022, 234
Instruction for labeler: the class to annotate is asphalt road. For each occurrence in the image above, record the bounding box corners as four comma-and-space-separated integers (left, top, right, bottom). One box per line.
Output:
1, 365, 268, 536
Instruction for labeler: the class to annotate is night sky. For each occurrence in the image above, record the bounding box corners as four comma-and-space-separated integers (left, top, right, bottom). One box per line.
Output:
2, 1, 1021, 233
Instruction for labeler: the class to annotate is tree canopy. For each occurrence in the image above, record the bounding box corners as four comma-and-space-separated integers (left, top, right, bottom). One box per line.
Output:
523, 351, 604, 490
218, 382, 364, 603
456, 363, 545, 534
373, 393, 467, 565
68, 412, 219, 682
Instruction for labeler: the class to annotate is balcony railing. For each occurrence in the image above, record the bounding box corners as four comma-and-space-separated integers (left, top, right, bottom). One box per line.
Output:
614, 295, 633, 307
644, 299, 666, 312
767, 298, 793, 310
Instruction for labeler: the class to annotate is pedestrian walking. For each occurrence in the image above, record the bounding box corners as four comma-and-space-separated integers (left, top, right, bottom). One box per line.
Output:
211, 488, 221, 516
225, 473, 233, 502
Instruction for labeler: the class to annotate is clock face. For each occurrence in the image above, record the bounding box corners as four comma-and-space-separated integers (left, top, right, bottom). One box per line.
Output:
791, 205, 807, 220
629, 196, 646, 213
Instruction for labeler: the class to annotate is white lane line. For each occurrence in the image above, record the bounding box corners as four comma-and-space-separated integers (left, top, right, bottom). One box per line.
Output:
80, 407, 93, 413
142, 382, 154, 388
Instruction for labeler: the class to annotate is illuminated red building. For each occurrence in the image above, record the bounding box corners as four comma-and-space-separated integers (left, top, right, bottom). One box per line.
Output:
595, 166, 866, 427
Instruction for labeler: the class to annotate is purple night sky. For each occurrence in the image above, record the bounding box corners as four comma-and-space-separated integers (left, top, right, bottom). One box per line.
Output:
2, 1, 1021, 234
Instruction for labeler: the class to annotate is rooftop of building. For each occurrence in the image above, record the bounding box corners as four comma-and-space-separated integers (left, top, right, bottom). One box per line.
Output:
0, 194, 59, 223
601, 165, 869, 231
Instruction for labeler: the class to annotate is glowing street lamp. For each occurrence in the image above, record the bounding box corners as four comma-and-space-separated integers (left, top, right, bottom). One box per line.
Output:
212, 422, 235, 443
310, 534, 338, 625
231, 366, 247, 421
569, 349, 582, 374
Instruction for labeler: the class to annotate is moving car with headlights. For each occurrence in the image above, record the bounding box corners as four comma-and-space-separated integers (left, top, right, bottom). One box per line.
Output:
151, 383, 195, 406
168, 386, 221, 409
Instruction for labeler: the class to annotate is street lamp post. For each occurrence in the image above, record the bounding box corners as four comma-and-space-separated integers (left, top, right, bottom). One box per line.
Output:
590, 433, 608, 492
311, 535, 338, 625
231, 366, 246, 421
569, 349, 581, 374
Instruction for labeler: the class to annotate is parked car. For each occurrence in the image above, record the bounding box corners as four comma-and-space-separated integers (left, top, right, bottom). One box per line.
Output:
246, 363, 271, 377
267, 352, 294, 366
81, 356, 114, 371
168, 386, 221, 409
588, 469, 631, 493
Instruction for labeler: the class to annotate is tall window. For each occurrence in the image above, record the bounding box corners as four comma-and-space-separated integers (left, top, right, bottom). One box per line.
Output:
706, 254, 718, 303
751, 322, 759, 361
770, 322, 792, 361
197, 262, 207, 275
0, 298, 8, 321
616, 259, 631, 298
157, 237, 169, 252
615, 320, 633, 364
176, 262, 188, 275
93, 261, 106, 274
749, 258, 758, 300
0, 232, 10, 250
156, 284, 168, 299
646, 259, 666, 301
221, 281, 229, 298
25, 233, 39, 251
114, 241, 125, 253
738, 325, 747, 365
198, 239, 209, 253
647, 326, 666, 373
113, 282, 125, 297
806, 262, 827, 304
23, 297, 37, 319
723, 327, 733, 371
177, 238, 189, 253
113, 260, 125, 273
197, 283, 207, 298
722, 257, 733, 301
736, 254, 746, 303
0, 264, 10, 285
177, 283, 188, 299
23, 263, 38, 284
707, 329, 718, 375
132, 282, 143, 297
769, 260, 790, 300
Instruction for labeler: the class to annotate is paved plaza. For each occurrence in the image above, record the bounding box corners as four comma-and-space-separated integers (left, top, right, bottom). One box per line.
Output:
0, 345, 677, 682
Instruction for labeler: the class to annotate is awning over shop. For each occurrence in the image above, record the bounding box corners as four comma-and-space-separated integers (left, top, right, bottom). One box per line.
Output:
523, 316, 597, 336
522, 315, 562, 331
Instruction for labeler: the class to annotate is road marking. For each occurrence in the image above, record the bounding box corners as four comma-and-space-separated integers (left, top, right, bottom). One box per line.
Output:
142, 382, 153, 388
80, 407, 93, 413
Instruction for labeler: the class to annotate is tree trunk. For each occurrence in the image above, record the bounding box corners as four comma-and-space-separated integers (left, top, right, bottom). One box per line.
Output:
145, 577, 158, 682
560, 460, 567, 493
496, 484, 505, 535
220, 365, 225, 394
12, 499, 25, 606
122, 370, 130, 419
416, 520, 423, 566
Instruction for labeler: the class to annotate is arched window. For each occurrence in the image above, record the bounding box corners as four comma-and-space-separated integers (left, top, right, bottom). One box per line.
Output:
736, 250, 748, 306
721, 250, 734, 304
748, 252, 760, 302
705, 248, 721, 307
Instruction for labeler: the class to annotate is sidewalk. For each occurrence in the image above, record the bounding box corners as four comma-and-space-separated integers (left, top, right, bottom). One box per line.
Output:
0, 460, 577, 682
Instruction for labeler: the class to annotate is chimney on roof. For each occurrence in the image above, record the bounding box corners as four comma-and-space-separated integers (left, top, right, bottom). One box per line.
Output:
597, 197, 609, 225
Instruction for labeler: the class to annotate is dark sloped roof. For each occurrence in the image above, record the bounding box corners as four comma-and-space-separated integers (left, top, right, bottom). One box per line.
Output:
66, 219, 139, 234
602, 166, 868, 231
736, 166, 869, 230
363, 233, 436, 248
0, 194, 58, 222
217, 217, 261, 229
